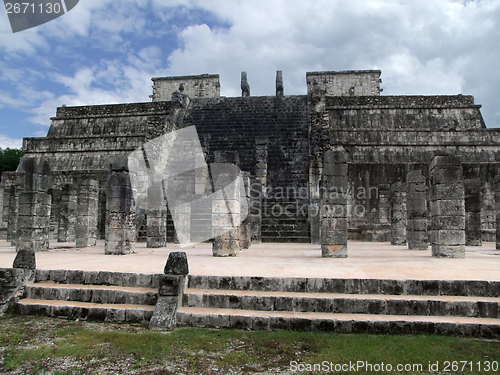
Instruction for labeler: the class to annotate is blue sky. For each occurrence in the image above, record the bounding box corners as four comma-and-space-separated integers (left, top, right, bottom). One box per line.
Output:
0, 0, 499, 149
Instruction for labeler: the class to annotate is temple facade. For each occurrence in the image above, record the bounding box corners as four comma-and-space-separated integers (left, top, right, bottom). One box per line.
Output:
1, 69, 499, 257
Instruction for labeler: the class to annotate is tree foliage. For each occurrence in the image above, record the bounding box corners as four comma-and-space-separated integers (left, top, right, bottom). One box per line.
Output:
0, 148, 23, 175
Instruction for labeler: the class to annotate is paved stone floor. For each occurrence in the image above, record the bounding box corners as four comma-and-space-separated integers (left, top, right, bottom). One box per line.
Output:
1, 240, 499, 280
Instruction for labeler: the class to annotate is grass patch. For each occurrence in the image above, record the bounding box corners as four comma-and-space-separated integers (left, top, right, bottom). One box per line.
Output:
0, 314, 499, 374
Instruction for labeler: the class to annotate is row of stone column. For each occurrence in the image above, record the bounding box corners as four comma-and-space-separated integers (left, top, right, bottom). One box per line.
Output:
320, 154, 475, 258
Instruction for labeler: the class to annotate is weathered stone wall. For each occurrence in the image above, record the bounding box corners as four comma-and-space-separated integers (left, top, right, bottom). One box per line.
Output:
152, 74, 220, 101
306, 70, 381, 97
186, 96, 310, 243
0, 172, 16, 240
4, 70, 499, 247
429, 155, 466, 258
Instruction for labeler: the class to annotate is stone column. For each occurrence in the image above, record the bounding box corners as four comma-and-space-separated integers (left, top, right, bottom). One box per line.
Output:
495, 176, 500, 250
390, 181, 407, 245
407, 170, 428, 250
75, 178, 99, 248
105, 160, 136, 255
239, 172, 252, 250
212, 167, 241, 257
429, 155, 466, 258
146, 183, 167, 248
0, 175, 14, 240
16, 158, 52, 252
320, 149, 348, 258
378, 184, 391, 226
49, 189, 61, 241
7, 184, 18, 245
57, 185, 77, 242
464, 178, 482, 246
251, 138, 267, 243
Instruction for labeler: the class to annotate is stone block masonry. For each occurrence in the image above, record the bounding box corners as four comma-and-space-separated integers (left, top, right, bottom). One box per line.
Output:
105, 160, 136, 255
75, 178, 99, 248
6, 69, 500, 246
7, 182, 19, 245
390, 182, 407, 245
495, 176, 500, 250
146, 183, 167, 248
464, 178, 482, 246
429, 156, 466, 258
407, 170, 428, 250
15, 158, 52, 252
306, 70, 382, 97
212, 167, 242, 257
239, 173, 252, 250
57, 184, 77, 242
151, 74, 220, 101
320, 149, 348, 258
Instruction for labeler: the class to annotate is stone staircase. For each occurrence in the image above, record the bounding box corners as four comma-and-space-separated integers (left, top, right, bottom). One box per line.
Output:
16, 270, 162, 323
176, 275, 500, 337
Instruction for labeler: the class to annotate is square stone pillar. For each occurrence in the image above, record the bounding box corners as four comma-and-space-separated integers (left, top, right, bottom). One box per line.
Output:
495, 176, 500, 250
7, 184, 19, 245
105, 160, 136, 255
320, 149, 348, 258
390, 181, 407, 245
212, 168, 242, 257
57, 185, 77, 242
250, 138, 267, 243
378, 184, 391, 225
429, 155, 465, 258
464, 178, 482, 246
146, 183, 167, 248
75, 178, 99, 248
16, 158, 52, 252
238, 172, 252, 250
49, 189, 61, 241
407, 170, 428, 250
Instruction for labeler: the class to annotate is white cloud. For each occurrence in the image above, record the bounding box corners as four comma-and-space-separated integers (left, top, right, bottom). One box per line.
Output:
1, 0, 499, 132
163, 0, 500, 126
0, 134, 23, 149
29, 46, 169, 125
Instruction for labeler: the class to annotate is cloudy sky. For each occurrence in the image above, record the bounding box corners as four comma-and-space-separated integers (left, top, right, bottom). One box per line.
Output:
0, 0, 499, 149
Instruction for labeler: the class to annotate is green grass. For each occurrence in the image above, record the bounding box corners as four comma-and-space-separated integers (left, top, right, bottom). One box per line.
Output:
0, 314, 499, 374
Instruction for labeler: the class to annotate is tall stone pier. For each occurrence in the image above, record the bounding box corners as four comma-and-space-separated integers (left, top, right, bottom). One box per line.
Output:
146, 183, 167, 248
7, 183, 19, 245
16, 158, 52, 252
75, 178, 99, 248
239, 172, 252, 250
212, 166, 242, 257
320, 149, 348, 258
250, 138, 267, 243
495, 176, 500, 250
57, 185, 77, 242
429, 155, 466, 258
105, 160, 136, 255
390, 181, 407, 245
464, 178, 482, 246
406, 170, 428, 250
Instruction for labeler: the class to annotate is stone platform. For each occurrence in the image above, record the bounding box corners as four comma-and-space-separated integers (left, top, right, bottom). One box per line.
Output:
1, 240, 499, 281
2, 240, 500, 337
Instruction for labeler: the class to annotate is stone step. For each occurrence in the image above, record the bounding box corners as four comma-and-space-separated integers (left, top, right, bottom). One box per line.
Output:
17, 298, 155, 323
183, 288, 500, 318
35, 269, 163, 288
176, 307, 500, 337
187, 275, 500, 297
26, 282, 158, 306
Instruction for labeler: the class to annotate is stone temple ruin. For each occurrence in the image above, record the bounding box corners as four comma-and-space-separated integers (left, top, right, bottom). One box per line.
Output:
1, 69, 500, 258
